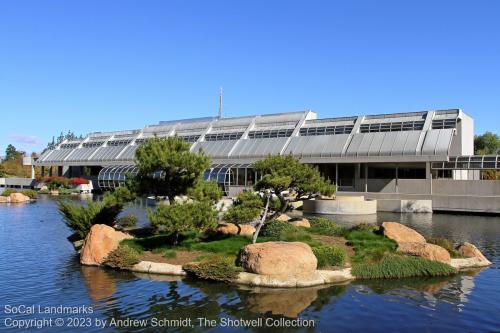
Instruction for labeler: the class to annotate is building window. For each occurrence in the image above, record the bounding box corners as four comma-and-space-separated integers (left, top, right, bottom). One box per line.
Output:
299, 125, 354, 136
432, 119, 457, 129
248, 129, 294, 139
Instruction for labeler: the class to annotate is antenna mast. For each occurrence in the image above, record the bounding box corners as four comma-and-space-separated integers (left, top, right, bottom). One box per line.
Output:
218, 87, 223, 118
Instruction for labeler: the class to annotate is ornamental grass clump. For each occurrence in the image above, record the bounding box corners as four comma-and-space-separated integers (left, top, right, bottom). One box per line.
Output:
104, 245, 140, 270
21, 189, 38, 199
117, 214, 138, 228
259, 220, 295, 239
0, 188, 17, 197
183, 256, 242, 282
428, 237, 462, 258
313, 245, 347, 268
308, 216, 348, 237
351, 254, 457, 279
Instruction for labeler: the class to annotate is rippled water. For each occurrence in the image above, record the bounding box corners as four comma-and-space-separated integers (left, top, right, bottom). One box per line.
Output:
1, 196, 499, 332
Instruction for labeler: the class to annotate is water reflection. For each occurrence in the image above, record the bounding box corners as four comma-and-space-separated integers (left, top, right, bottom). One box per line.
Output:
81, 266, 117, 302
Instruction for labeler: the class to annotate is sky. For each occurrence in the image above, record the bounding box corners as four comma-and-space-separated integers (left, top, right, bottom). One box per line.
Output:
0, 0, 499, 154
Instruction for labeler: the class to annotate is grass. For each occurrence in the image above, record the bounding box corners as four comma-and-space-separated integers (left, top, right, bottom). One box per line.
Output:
351, 254, 457, 279
346, 230, 397, 263
122, 232, 253, 260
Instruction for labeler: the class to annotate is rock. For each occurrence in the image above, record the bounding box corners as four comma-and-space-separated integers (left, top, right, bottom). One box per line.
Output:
382, 222, 426, 245
9, 193, 30, 203
0, 196, 10, 203
450, 257, 491, 270
238, 241, 317, 276
289, 201, 304, 210
80, 224, 133, 266
456, 242, 489, 262
289, 218, 310, 228
73, 240, 84, 253
397, 242, 451, 264
131, 261, 186, 276
50, 190, 59, 196
216, 223, 255, 236
276, 214, 291, 222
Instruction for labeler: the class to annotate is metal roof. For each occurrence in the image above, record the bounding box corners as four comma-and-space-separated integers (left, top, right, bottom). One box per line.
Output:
36, 109, 466, 166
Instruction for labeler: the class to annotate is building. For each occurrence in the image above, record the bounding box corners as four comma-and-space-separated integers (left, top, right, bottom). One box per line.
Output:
35, 108, 500, 212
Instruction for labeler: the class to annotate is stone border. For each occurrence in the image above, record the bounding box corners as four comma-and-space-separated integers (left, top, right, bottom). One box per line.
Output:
235, 268, 354, 288
130, 261, 186, 276
127, 260, 354, 288
450, 257, 492, 270
125, 258, 492, 288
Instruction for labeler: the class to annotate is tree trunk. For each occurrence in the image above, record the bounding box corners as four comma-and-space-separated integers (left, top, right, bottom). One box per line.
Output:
252, 195, 270, 244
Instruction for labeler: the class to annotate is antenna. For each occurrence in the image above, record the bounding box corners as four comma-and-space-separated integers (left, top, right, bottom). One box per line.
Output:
218, 87, 223, 118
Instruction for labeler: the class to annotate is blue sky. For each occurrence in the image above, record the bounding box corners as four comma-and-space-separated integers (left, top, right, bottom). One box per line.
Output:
0, 0, 499, 154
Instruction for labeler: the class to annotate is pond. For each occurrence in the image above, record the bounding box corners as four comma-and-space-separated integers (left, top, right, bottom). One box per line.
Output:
0, 196, 499, 332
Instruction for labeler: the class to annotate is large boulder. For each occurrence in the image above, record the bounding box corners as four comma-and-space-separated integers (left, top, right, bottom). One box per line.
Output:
397, 242, 451, 264
216, 223, 255, 236
0, 196, 9, 203
9, 193, 30, 203
80, 224, 133, 266
382, 222, 426, 245
238, 241, 317, 276
289, 218, 310, 228
276, 214, 291, 222
456, 242, 490, 262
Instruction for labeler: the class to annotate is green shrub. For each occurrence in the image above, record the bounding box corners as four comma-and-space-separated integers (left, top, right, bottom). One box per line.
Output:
183, 256, 241, 282
346, 230, 397, 263
104, 245, 140, 270
351, 254, 457, 279
58, 200, 122, 239
21, 189, 38, 199
1, 188, 17, 197
117, 214, 138, 228
260, 220, 295, 239
308, 216, 348, 237
148, 201, 218, 243
428, 237, 462, 258
59, 188, 79, 195
350, 223, 378, 232
313, 245, 347, 268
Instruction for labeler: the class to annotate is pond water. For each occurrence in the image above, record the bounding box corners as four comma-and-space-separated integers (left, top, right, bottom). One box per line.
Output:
1, 196, 499, 332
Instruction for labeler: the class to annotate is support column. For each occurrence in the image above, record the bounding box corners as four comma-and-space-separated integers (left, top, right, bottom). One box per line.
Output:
364, 164, 368, 193
395, 164, 399, 193
426, 162, 432, 195
335, 163, 339, 189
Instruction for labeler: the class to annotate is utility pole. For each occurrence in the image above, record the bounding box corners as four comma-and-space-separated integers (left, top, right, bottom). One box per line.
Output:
218, 87, 223, 119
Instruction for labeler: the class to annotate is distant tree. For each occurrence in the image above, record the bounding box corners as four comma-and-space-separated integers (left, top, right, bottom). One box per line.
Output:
5, 144, 19, 160
132, 136, 210, 203
0, 164, 5, 177
474, 132, 500, 155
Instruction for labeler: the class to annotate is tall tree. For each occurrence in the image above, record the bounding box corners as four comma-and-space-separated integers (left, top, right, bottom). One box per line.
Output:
474, 132, 500, 155
132, 136, 210, 203
5, 144, 19, 160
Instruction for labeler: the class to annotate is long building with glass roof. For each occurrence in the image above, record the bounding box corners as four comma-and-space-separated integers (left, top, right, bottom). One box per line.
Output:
37, 108, 481, 195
